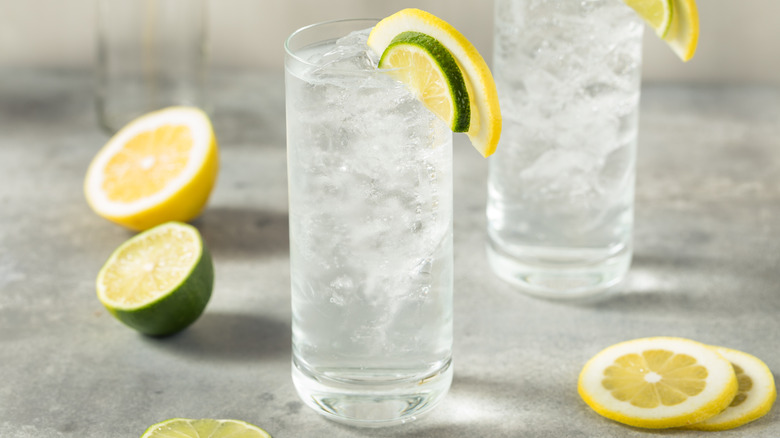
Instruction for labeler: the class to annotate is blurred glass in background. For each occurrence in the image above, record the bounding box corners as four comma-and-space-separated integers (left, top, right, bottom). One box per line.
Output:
95, 0, 209, 133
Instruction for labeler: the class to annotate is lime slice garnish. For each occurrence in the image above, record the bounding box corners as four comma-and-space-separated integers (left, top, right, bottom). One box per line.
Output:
368, 8, 502, 157
684, 347, 777, 431
96, 221, 213, 336
578, 337, 738, 429
140, 418, 272, 438
379, 31, 471, 133
623, 0, 673, 37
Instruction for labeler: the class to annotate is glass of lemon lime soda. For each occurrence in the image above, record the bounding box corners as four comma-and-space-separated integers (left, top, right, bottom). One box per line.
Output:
284, 19, 453, 426
487, 0, 643, 299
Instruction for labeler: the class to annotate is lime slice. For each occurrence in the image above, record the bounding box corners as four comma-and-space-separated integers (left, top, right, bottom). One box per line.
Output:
664, 0, 699, 61
578, 337, 738, 428
685, 347, 776, 431
379, 31, 470, 133
368, 8, 502, 157
140, 418, 272, 438
623, 0, 673, 37
84, 106, 219, 231
96, 221, 214, 336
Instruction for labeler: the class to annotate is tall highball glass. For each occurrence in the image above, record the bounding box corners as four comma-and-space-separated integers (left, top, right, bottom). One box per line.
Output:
487, 0, 643, 299
96, 0, 208, 133
285, 19, 453, 426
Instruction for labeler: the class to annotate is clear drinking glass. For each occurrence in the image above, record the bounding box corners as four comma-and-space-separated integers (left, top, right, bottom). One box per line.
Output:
96, 0, 208, 133
487, 0, 643, 299
285, 19, 454, 426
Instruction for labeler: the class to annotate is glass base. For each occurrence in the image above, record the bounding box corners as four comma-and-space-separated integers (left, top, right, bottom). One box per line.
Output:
292, 357, 452, 427
487, 238, 631, 300
95, 94, 210, 135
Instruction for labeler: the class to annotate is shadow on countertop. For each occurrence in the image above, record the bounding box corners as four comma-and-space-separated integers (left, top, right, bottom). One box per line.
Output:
140, 311, 290, 363
193, 206, 289, 260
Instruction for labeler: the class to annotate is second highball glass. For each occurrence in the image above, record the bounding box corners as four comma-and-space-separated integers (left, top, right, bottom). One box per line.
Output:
487, 0, 644, 299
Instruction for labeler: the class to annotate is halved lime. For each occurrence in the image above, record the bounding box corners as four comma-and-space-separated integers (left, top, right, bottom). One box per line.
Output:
379, 31, 470, 132
96, 221, 213, 336
140, 418, 272, 438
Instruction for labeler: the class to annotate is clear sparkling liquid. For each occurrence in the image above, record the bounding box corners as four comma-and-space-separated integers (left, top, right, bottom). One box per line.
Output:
286, 29, 453, 425
487, 0, 643, 297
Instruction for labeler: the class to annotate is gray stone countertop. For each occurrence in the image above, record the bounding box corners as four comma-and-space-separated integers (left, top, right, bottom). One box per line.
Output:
1, 69, 779, 437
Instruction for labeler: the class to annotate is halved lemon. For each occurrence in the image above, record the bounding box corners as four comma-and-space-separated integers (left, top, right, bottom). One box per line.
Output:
623, 0, 673, 37
141, 418, 271, 438
368, 8, 501, 157
578, 337, 738, 428
684, 346, 776, 431
84, 106, 219, 231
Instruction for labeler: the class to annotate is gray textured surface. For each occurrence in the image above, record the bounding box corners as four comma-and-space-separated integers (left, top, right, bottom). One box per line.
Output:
1, 70, 779, 437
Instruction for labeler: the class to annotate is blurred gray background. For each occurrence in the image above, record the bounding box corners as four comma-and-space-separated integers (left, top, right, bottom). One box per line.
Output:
0, 0, 776, 83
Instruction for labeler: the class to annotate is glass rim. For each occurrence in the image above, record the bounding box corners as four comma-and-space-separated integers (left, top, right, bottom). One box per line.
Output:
284, 18, 379, 68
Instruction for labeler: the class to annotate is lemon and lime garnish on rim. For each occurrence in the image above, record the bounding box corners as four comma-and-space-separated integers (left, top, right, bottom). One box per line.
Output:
369, 8, 503, 157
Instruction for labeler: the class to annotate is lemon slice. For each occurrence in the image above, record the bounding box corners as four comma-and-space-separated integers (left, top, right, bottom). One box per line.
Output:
97, 222, 213, 336
685, 347, 777, 431
623, 0, 673, 37
368, 8, 501, 157
141, 418, 272, 438
84, 106, 219, 231
578, 337, 738, 428
378, 31, 470, 133
664, 0, 699, 61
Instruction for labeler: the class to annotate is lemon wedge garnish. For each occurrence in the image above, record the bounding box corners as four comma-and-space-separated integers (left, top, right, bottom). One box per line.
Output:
623, 0, 673, 37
